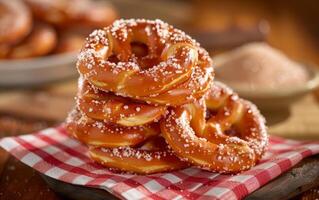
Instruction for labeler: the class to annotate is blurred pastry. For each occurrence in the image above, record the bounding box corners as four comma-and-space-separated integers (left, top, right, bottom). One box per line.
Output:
25, 0, 117, 28
5, 23, 57, 59
0, 0, 117, 60
0, 0, 32, 45
54, 30, 87, 54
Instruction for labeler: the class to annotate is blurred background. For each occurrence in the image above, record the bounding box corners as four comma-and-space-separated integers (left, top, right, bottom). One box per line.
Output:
0, 0, 319, 199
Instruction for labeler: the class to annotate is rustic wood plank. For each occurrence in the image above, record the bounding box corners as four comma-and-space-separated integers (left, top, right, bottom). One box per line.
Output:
42, 175, 118, 200
0, 149, 9, 177
0, 156, 62, 200
0, 115, 51, 137
0, 90, 75, 122
246, 155, 319, 200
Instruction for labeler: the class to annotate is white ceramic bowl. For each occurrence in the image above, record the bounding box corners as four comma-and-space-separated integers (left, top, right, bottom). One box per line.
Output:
0, 52, 78, 87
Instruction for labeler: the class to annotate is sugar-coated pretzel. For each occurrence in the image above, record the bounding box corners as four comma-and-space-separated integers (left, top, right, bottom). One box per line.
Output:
66, 108, 160, 148
25, 0, 117, 28
161, 82, 268, 173
205, 82, 267, 161
77, 19, 213, 106
6, 23, 57, 59
137, 49, 213, 105
0, 0, 32, 45
77, 77, 166, 126
89, 137, 188, 174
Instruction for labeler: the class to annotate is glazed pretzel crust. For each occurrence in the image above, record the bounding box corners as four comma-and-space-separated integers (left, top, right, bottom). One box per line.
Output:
77, 77, 166, 126
89, 137, 187, 174
66, 108, 160, 148
161, 82, 268, 173
77, 19, 213, 106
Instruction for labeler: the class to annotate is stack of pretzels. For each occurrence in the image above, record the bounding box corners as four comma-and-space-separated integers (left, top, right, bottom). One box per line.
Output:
66, 19, 268, 174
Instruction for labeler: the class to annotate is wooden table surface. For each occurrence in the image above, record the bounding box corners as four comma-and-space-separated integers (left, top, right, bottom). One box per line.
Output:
1, 0, 319, 199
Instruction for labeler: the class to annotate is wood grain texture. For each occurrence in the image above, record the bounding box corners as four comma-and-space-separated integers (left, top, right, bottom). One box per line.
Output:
246, 155, 319, 200
0, 149, 9, 176
0, 80, 76, 122
0, 156, 62, 200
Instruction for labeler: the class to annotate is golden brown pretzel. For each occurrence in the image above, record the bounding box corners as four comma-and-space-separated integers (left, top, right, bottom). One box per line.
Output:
89, 137, 188, 174
77, 77, 167, 126
25, 0, 117, 28
0, 0, 32, 45
5, 23, 57, 59
55, 31, 85, 54
137, 48, 213, 105
77, 19, 213, 106
160, 82, 268, 173
66, 108, 160, 148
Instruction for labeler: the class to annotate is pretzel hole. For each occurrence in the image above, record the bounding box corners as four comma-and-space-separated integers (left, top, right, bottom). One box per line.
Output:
205, 109, 218, 120
224, 127, 238, 137
108, 54, 120, 63
131, 42, 148, 57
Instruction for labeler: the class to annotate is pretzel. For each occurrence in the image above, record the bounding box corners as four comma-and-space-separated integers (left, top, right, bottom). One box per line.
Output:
0, 0, 32, 45
25, 0, 117, 28
77, 77, 166, 126
89, 136, 188, 174
138, 49, 213, 105
161, 82, 268, 173
6, 23, 57, 59
55, 31, 85, 54
66, 108, 160, 148
77, 19, 213, 106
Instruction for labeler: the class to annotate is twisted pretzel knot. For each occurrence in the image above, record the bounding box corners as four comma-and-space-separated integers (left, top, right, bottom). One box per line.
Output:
77, 19, 213, 106
161, 82, 268, 173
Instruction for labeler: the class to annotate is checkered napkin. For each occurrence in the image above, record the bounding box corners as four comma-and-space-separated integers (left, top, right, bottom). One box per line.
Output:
1, 126, 319, 200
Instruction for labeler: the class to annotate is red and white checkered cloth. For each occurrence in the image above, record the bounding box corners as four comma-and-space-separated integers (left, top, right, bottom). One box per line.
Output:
1, 126, 319, 200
